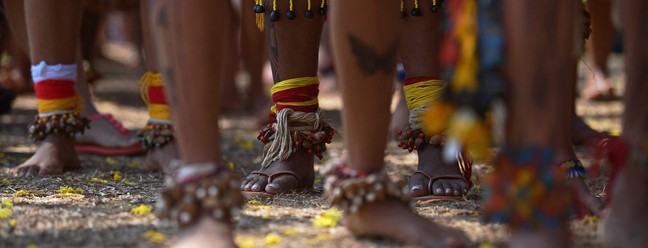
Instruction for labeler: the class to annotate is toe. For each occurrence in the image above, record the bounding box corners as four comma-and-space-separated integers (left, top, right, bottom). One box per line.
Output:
409, 175, 428, 197
450, 182, 462, 196
243, 178, 257, 191
240, 177, 253, 190
265, 175, 299, 195
252, 178, 268, 192
432, 180, 444, 195
441, 181, 453, 196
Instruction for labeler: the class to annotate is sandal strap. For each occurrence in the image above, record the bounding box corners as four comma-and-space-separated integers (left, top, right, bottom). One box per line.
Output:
250, 170, 271, 178
267, 170, 302, 187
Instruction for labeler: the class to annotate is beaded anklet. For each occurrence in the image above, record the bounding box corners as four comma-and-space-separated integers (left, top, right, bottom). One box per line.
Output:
483, 147, 573, 231
156, 162, 243, 229
557, 159, 586, 180
138, 121, 174, 151
397, 127, 445, 152
28, 112, 90, 142
322, 162, 411, 213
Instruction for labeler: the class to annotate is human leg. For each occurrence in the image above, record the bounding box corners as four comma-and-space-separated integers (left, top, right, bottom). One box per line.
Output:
483, 1, 579, 247
398, 0, 470, 199
241, 0, 331, 195
147, 1, 241, 247
601, 0, 648, 246
11, 0, 87, 177
324, 0, 471, 246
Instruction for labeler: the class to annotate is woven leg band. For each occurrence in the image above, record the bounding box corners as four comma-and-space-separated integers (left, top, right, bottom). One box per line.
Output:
483, 147, 573, 231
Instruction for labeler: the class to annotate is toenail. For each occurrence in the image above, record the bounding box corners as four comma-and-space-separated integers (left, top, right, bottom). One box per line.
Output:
251, 185, 260, 191
267, 183, 279, 190
411, 185, 422, 191
435, 188, 443, 194
454, 190, 460, 196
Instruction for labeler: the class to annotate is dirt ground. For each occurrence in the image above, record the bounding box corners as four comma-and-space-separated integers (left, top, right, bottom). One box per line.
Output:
0, 56, 625, 247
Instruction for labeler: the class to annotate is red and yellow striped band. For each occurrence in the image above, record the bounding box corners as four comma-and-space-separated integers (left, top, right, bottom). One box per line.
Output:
34, 79, 83, 114
270, 76, 319, 114
139, 71, 171, 120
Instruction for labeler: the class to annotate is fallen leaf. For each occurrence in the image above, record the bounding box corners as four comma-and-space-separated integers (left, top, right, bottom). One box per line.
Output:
246, 199, 262, 205
1, 179, 9, 185
262, 213, 271, 219
25, 244, 38, 248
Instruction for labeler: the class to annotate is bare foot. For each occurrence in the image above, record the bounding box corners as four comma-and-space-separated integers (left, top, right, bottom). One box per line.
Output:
76, 115, 139, 148
389, 94, 409, 141
141, 140, 179, 174
581, 69, 616, 101
345, 200, 472, 247
11, 134, 81, 177
240, 149, 314, 194
601, 162, 648, 248
409, 145, 469, 197
510, 228, 570, 248
173, 217, 236, 248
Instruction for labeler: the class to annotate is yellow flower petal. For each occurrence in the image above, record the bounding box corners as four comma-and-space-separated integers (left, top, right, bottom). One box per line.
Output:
130, 204, 152, 215
479, 242, 495, 248
235, 235, 256, 248
111, 171, 123, 181
583, 215, 599, 224
0, 208, 12, 219
10, 219, 16, 227
127, 160, 140, 169
143, 230, 166, 243
105, 157, 120, 165
25, 244, 38, 248
282, 228, 299, 236
262, 213, 271, 220
264, 233, 282, 245
246, 199, 262, 205
56, 186, 83, 194
14, 190, 30, 197
313, 208, 341, 228
1, 179, 10, 185
2, 199, 13, 208
229, 162, 235, 170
